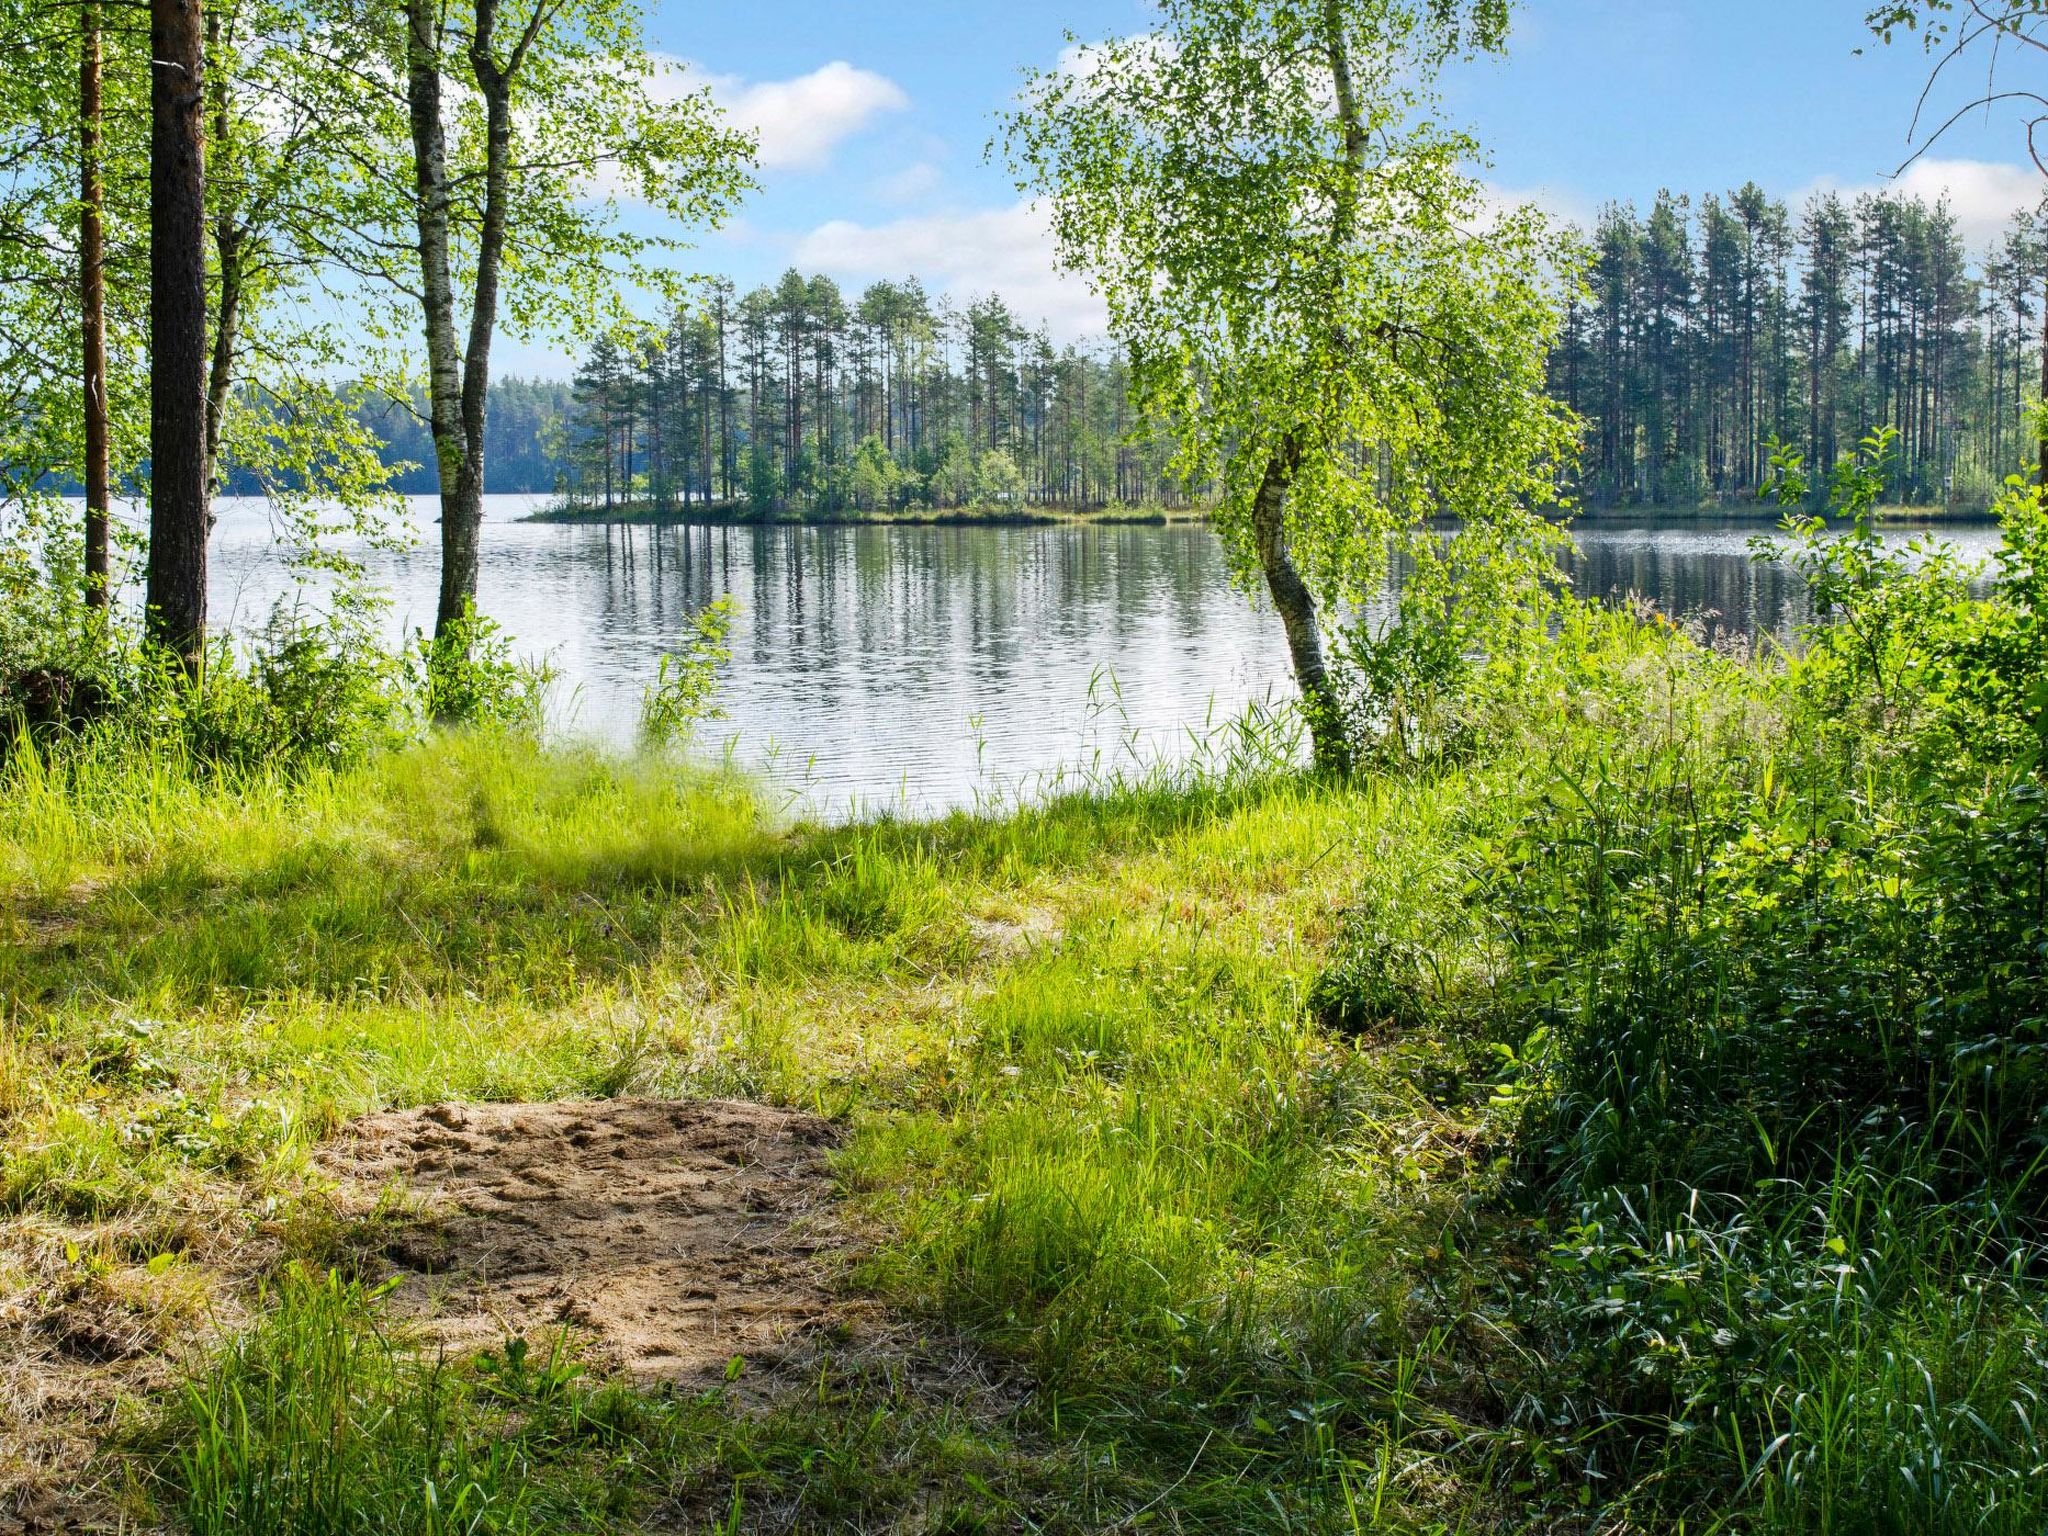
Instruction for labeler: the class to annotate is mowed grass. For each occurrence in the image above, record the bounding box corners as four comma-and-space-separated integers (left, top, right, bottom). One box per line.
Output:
0, 729, 1504, 1531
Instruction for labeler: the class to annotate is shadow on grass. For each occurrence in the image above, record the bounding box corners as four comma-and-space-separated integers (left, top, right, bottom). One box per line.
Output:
1, 731, 1316, 1013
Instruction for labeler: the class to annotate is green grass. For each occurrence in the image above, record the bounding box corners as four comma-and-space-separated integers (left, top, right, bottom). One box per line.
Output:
7, 585, 2047, 1533
4, 726, 1487, 1530
167, 1267, 1111, 1536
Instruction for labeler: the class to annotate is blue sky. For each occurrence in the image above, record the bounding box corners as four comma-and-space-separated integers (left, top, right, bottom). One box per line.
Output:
501, 0, 2044, 374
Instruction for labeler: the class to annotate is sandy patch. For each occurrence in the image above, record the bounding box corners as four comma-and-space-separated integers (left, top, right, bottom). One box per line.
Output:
330, 1097, 845, 1382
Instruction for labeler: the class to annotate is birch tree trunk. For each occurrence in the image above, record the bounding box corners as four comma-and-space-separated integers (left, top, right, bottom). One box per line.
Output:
1228, 0, 1378, 775
1252, 447, 1350, 773
202, 3, 241, 510
405, 0, 523, 642
403, 0, 470, 640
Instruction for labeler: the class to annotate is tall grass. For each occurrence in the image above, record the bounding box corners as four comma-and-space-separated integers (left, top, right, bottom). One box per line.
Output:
12, 494, 2048, 1532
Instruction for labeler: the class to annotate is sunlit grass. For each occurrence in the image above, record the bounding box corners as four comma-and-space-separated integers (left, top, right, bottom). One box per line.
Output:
7, 725, 1497, 1528
8, 672, 2045, 1531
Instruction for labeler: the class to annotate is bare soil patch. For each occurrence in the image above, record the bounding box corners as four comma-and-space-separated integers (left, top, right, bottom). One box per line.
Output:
328, 1097, 847, 1383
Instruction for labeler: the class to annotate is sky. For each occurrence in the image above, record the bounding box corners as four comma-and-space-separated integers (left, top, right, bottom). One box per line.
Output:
499, 0, 2046, 375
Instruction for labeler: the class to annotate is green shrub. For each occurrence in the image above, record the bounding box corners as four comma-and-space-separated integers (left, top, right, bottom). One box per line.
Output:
402, 603, 552, 734
639, 595, 732, 748
1306, 430, 2048, 1525
2, 545, 548, 773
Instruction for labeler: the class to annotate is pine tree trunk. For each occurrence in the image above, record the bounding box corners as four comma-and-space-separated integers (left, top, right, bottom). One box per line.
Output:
2038, 290, 2047, 488
79, 0, 110, 609
147, 0, 209, 670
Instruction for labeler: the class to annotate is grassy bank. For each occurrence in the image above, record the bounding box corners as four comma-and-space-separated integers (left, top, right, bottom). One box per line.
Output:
6, 500, 2048, 1531
522, 500, 1208, 528
1, 729, 1425, 1530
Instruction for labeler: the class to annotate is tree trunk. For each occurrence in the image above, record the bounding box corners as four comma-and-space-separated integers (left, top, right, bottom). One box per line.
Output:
79, 0, 110, 609
2037, 289, 2047, 488
403, 0, 472, 639
404, 0, 522, 643
147, 0, 209, 671
205, 232, 243, 502
445, 13, 517, 637
202, 2, 240, 509
1252, 450, 1350, 774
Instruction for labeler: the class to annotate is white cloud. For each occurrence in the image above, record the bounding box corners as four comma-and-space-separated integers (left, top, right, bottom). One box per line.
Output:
875, 161, 944, 205
654, 58, 910, 173
1798, 157, 2043, 249
791, 202, 1109, 342
1483, 181, 1597, 231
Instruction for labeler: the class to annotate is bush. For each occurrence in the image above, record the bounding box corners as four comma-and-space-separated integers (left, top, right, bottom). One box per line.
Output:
402, 603, 551, 735
639, 596, 732, 749
3, 550, 547, 774
1498, 436, 2048, 1200
1309, 430, 2048, 1525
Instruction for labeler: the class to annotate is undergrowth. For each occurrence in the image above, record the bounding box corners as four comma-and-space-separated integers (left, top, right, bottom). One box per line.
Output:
5, 433, 2047, 1532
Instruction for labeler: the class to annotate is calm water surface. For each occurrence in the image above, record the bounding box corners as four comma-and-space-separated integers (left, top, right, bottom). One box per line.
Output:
195, 497, 2006, 816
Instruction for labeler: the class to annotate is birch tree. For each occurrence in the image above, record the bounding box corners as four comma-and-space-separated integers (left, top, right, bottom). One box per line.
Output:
0, 0, 148, 592
360, 0, 752, 642
1005, 0, 1578, 771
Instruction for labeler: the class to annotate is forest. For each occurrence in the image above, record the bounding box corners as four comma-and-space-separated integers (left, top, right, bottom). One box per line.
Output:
551, 282, 1189, 517
1559, 186, 2047, 509
7, 0, 2048, 1533
521, 185, 2048, 520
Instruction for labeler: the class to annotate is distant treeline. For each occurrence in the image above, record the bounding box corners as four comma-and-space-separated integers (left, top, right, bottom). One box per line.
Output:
212, 379, 573, 499
217, 187, 2048, 514
1557, 185, 2046, 510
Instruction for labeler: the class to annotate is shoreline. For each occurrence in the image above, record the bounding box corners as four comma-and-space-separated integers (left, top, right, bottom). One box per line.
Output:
523, 501, 1210, 529
529, 499, 2003, 531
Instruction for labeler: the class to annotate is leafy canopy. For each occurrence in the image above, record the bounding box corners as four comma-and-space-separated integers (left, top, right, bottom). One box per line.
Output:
299, 0, 756, 370
1002, 0, 1579, 607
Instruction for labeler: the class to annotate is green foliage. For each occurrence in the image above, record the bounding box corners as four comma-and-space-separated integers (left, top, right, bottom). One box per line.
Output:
405, 605, 551, 733
1336, 519, 1572, 762
745, 442, 778, 515
314, 0, 756, 368
0, 549, 405, 775
2, 513, 546, 770
1006, 0, 1580, 590
1005, 0, 1580, 768
931, 432, 976, 507
0, 0, 151, 501
639, 596, 733, 748
1309, 423, 2048, 1524
847, 434, 902, 511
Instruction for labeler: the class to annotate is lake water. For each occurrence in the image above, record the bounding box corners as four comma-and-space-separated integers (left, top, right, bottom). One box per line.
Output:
189, 496, 2003, 816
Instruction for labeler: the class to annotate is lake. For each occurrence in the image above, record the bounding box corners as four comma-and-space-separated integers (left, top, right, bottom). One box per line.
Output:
193, 496, 2004, 816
